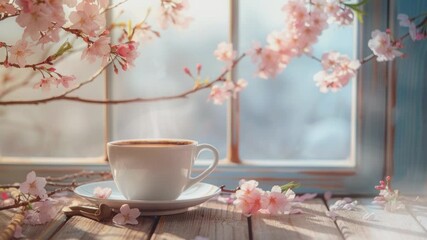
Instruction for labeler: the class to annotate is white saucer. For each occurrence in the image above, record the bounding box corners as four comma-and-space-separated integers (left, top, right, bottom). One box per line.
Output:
74, 181, 220, 216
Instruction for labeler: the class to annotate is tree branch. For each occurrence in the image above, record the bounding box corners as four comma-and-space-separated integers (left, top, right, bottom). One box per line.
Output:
0, 54, 246, 105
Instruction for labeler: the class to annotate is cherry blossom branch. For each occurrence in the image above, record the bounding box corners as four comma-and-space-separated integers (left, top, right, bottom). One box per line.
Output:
0, 53, 246, 105
0, 187, 74, 211
0, 12, 20, 21
101, 0, 129, 14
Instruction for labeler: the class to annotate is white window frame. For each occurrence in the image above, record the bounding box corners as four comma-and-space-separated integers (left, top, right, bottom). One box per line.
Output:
0, 0, 391, 194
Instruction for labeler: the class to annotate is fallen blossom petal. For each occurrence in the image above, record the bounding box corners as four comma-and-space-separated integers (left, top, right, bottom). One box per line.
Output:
194, 236, 209, 240
324, 191, 332, 201
362, 212, 376, 221
294, 193, 317, 202
93, 187, 112, 199
289, 208, 303, 214
113, 204, 140, 225
325, 210, 337, 221
13, 225, 24, 238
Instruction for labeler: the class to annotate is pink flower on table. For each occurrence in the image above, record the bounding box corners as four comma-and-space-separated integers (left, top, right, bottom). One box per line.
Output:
24, 199, 57, 225
55, 75, 75, 88
234, 187, 267, 216
19, 171, 47, 199
0, 0, 17, 14
264, 186, 295, 215
82, 36, 111, 64
113, 204, 141, 225
158, 0, 193, 30
8, 40, 34, 67
69, 1, 106, 36
93, 187, 112, 199
397, 14, 417, 41
368, 30, 403, 62
33, 77, 55, 92
236, 179, 259, 198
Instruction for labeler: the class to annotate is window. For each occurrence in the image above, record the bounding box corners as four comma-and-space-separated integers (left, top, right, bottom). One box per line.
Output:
0, 0, 390, 193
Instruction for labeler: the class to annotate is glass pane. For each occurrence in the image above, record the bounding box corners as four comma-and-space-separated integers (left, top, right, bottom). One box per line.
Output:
110, 0, 229, 159
239, 0, 355, 160
0, 19, 105, 157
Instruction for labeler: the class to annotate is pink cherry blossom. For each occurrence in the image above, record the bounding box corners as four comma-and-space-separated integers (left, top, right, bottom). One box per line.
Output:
234, 187, 267, 216
33, 77, 55, 92
236, 179, 259, 198
19, 171, 47, 199
0, 0, 17, 14
264, 186, 295, 215
158, 0, 193, 30
16, 2, 66, 42
397, 14, 417, 41
116, 41, 139, 69
15, 0, 33, 13
368, 30, 403, 61
93, 186, 112, 199
214, 42, 236, 66
208, 85, 231, 105
315, 52, 360, 92
81, 36, 111, 64
112, 204, 141, 225
55, 75, 75, 88
24, 200, 57, 225
69, 1, 106, 36
250, 47, 285, 79
8, 39, 34, 67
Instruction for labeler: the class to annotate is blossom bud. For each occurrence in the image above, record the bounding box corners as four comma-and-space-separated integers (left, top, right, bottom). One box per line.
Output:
183, 67, 193, 77
385, 176, 391, 181
196, 64, 202, 75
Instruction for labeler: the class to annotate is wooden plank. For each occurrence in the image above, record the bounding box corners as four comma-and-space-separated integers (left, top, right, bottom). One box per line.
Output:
151, 199, 249, 240
406, 196, 427, 232
0, 194, 80, 240
251, 198, 342, 240
328, 197, 427, 240
51, 215, 156, 240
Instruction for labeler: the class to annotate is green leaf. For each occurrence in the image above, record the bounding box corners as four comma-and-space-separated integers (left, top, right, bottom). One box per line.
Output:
52, 41, 73, 61
344, 0, 369, 8
280, 181, 301, 192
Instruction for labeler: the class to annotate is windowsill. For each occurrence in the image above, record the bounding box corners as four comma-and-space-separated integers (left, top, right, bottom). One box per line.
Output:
0, 156, 358, 193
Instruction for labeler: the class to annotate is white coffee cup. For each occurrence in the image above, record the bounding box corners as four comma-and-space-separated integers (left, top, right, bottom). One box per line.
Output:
107, 139, 219, 201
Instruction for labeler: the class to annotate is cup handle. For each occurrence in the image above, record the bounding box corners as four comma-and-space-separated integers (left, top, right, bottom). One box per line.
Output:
185, 144, 219, 190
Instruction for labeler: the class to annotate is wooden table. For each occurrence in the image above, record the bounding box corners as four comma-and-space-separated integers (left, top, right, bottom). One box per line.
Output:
1, 195, 426, 240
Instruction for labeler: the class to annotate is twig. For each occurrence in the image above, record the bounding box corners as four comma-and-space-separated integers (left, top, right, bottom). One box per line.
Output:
0, 187, 73, 211
45, 170, 111, 182
101, 0, 129, 14
0, 54, 246, 105
0, 184, 19, 189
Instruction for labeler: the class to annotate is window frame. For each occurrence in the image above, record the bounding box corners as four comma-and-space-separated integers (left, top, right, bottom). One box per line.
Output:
0, 0, 391, 194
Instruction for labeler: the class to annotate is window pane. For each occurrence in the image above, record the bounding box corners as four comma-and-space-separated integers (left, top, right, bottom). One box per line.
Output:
0, 19, 105, 157
238, 0, 355, 160
110, 0, 229, 159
